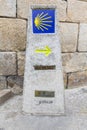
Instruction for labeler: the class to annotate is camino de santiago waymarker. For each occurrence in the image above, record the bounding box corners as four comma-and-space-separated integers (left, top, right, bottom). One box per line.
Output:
23, 5, 65, 115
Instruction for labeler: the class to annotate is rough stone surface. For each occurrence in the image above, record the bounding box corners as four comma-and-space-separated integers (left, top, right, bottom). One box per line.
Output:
0, 76, 7, 90
62, 53, 87, 73
7, 76, 23, 87
68, 71, 87, 88
63, 73, 67, 88
0, 89, 12, 105
78, 24, 87, 51
17, 0, 67, 21
0, 0, 16, 17
10, 84, 23, 95
67, 0, 87, 22
0, 18, 26, 51
59, 23, 78, 52
23, 7, 64, 115
7, 76, 23, 95
62, 53, 73, 72
0, 87, 87, 129
0, 52, 16, 75
18, 52, 25, 75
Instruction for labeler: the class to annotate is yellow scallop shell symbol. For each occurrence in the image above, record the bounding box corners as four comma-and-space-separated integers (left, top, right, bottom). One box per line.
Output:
34, 12, 53, 31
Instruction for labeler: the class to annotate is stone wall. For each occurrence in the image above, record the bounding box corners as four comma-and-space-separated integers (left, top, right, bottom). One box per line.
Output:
0, 0, 87, 94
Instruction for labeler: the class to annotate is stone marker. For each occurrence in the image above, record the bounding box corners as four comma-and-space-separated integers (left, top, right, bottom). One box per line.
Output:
23, 5, 65, 115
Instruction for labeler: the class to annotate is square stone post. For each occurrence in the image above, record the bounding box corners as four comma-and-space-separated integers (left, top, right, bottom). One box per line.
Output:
23, 5, 65, 115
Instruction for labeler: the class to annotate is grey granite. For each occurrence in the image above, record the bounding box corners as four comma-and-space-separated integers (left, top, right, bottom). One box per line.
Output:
23, 5, 64, 115
0, 87, 87, 130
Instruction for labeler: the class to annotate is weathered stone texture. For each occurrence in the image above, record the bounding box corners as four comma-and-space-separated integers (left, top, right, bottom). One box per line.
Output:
7, 76, 23, 94
62, 53, 87, 73
23, 7, 65, 115
7, 76, 23, 87
68, 71, 87, 88
67, 0, 87, 22
0, 89, 12, 104
0, 52, 16, 75
59, 23, 78, 52
0, 0, 16, 17
0, 0, 87, 91
78, 24, 87, 51
0, 18, 26, 51
17, 0, 67, 21
0, 76, 7, 90
62, 53, 73, 67
10, 84, 23, 95
18, 52, 25, 75
63, 73, 67, 88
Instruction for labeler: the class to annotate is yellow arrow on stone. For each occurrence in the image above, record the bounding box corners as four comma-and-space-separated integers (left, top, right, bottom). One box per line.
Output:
35, 46, 52, 57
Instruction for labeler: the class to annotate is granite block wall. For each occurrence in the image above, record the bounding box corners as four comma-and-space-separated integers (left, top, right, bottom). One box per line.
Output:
0, 0, 87, 94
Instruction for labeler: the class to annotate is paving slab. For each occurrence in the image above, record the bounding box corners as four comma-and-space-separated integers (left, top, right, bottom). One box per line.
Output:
0, 87, 87, 130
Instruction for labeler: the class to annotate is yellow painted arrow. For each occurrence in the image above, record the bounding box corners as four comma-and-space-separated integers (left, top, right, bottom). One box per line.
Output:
35, 46, 52, 56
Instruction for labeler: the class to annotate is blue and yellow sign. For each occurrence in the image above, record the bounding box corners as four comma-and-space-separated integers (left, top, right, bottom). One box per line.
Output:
32, 9, 55, 33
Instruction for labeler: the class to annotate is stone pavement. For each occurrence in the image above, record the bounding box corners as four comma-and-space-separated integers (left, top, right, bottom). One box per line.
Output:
0, 87, 87, 130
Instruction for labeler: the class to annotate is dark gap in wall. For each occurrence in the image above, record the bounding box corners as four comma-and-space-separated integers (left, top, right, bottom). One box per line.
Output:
66, 73, 70, 89
76, 23, 80, 52
16, 0, 17, 17
16, 52, 18, 75
5, 76, 8, 89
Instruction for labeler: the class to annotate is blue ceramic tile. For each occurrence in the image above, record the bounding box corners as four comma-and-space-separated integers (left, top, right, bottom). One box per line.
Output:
32, 9, 55, 33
